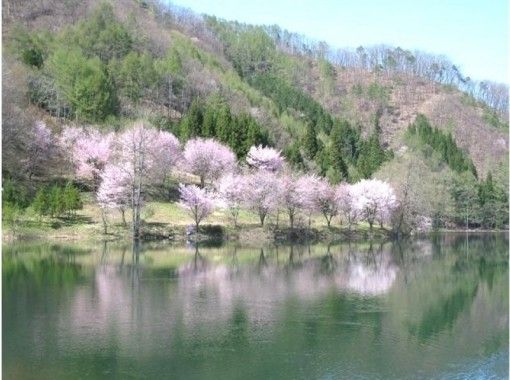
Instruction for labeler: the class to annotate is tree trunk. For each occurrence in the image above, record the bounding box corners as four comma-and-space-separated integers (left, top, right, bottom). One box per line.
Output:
121, 208, 127, 226
101, 209, 108, 235
260, 213, 266, 227
369, 221, 373, 232
289, 213, 294, 229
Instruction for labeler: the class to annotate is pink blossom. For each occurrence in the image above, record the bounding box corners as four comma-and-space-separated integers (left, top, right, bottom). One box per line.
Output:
337, 183, 358, 229
278, 172, 308, 228
151, 130, 181, 184
296, 174, 322, 226
178, 183, 214, 230
242, 170, 280, 226
24, 121, 54, 179
217, 173, 247, 227
350, 179, 397, 230
73, 129, 114, 187
183, 138, 236, 187
97, 163, 131, 210
313, 178, 340, 227
246, 145, 284, 172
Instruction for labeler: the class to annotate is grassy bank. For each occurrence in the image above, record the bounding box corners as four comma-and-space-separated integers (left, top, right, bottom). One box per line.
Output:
2, 195, 392, 244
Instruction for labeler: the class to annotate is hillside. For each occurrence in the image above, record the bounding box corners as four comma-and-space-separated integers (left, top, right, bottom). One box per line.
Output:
2, 0, 508, 230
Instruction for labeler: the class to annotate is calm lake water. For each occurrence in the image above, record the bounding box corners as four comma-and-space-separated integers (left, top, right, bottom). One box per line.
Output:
3, 233, 508, 379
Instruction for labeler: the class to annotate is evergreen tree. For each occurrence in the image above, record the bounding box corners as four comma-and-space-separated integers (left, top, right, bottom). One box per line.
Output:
63, 182, 83, 216
202, 105, 217, 137
216, 105, 232, 143
32, 187, 51, 218
180, 99, 203, 140
303, 122, 319, 159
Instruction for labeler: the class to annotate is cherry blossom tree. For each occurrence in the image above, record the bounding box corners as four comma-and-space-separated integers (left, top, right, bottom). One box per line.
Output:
114, 122, 163, 239
60, 126, 114, 188
279, 172, 307, 229
183, 138, 236, 187
59, 126, 84, 151
178, 183, 214, 233
217, 173, 247, 227
313, 178, 340, 227
24, 121, 54, 180
72, 129, 114, 189
243, 170, 280, 226
337, 183, 357, 230
246, 145, 284, 172
151, 130, 181, 187
351, 179, 397, 231
97, 163, 131, 233
296, 174, 321, 227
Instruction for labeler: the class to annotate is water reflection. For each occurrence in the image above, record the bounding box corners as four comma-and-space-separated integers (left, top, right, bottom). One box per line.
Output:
3, 233, 508, 380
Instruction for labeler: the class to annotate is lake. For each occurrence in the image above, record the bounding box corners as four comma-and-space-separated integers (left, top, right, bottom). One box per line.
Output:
3, 233, 508, 379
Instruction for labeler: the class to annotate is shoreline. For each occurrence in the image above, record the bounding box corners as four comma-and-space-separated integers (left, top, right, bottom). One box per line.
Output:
3, 222, 507, 246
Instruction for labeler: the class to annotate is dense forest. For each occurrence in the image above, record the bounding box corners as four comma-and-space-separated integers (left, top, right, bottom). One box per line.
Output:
2, 0, 508, 234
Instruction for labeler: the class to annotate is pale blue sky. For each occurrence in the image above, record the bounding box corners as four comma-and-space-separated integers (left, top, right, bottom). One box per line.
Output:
168, 0, 509, 84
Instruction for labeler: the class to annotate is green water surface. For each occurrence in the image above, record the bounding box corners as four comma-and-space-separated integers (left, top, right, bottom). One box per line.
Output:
3, 233, 508, 379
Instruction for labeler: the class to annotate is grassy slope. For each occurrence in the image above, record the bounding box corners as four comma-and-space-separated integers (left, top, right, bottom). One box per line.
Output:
3, 192, 388, 244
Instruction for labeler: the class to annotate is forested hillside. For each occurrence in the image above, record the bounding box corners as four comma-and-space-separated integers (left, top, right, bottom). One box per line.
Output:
2, 0, 508, 231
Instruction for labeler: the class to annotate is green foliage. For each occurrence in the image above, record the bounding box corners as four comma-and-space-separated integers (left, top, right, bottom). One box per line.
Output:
62, 2, 133, 62
110, 52, 159, 103
180, 98, 203, 140
284, 142, 305, 169
2, 179, 29, 225
47, 48, 118, 121
356, 134, 390, 178
178, 95, 270, 158
303, 123, 319, 159
483, 109, 509, 130
449, 171, 508, 229
477, 172, 508, 228
206, 17, 276, 77
367, 82, 390, 105
408, 115, 477, 177
2, 179, 30, 210
249, 73, 333, 133
8, 25, 51, 68
32, 183, 82, 219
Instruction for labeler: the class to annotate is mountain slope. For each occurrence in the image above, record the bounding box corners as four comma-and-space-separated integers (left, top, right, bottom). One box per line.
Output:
2, 0, 508, 228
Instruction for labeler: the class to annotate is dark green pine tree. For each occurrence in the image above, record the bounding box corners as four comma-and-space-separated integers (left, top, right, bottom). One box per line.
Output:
215, 105, 232, 143
32, 187, 51, 218
63, 182, 83, 216
202, 105, 216, 137
303, 122, 319, 159
180, 99, 203, 140
328, 145, 349, 182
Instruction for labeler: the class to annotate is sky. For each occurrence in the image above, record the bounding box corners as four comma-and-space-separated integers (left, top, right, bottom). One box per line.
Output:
168, 0, 509, 84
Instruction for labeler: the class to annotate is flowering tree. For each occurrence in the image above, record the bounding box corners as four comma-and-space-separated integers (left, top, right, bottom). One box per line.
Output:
246, 145, 284, 172
279, 172, 307, 229
217, 173, 247, 227
151, 130, 181, 187
183, 138, 236, 187
243, 170, 280, 226
72, 129, 114, 189
114, 123, 164, 239
97, 163, 131, 233
313, 178, 340, 227
296, 174, 321, 227
59, 126, 84, 151
337, 183, 357, 230
24, 121, 54, 180
178, 183, 214, 233
351, 179, 397, 231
